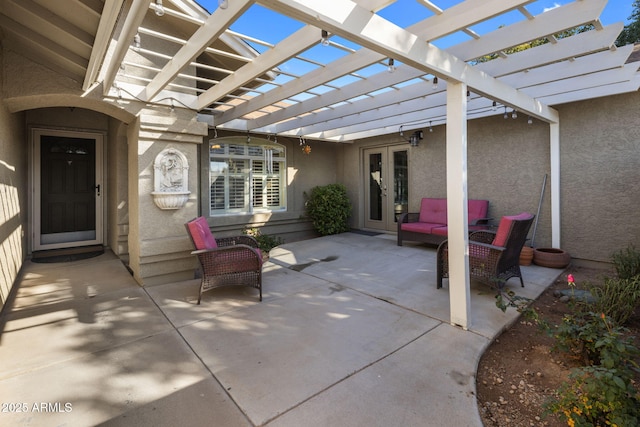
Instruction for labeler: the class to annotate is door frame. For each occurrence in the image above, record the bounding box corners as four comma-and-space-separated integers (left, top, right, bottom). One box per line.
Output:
362, 144, 408, 232
31, 127, 104, 251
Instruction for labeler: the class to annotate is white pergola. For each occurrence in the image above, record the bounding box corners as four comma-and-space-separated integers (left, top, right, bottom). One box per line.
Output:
2, 0, 638, 328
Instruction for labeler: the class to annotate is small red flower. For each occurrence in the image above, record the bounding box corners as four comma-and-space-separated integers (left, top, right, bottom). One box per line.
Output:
567, 274, 575, 284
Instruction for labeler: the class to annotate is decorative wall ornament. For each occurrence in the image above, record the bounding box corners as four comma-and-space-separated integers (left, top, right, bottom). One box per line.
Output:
151, 148, 190, 210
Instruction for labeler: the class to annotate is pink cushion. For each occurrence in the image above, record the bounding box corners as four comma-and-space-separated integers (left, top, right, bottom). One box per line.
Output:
468, 200, 489, 222
401, 222, 443, 234
418, 198, 488, 225
491, 212, 532, 247
187, 217, 218, 250
418, 198, 447, 224
431, 226, 449, 236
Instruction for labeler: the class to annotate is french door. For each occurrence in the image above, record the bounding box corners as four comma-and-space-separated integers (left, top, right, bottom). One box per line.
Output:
363, 146, 408, 232
32, 129, 103, 251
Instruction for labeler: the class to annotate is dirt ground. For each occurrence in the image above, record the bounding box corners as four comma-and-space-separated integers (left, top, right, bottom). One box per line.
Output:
476, 264, 640, 427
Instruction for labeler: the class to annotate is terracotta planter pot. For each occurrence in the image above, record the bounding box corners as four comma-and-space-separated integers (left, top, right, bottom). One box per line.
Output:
519, 246, 534, 266
533, 247, 571, 268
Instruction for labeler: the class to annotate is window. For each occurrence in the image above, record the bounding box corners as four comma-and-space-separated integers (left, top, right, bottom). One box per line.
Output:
209, 140, 286, 216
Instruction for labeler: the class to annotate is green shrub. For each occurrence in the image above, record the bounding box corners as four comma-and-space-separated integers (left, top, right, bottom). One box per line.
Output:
545, 365, 640, 427
242, 227, 284, 252
545, 312, 640, 426
611, 244, 640, 279
590, 276, 640, 326
551, 311, 637, 366
304, 184, 352, 235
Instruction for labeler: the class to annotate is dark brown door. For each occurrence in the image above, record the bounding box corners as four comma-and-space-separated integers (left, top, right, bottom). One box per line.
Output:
40, 136, 96, 242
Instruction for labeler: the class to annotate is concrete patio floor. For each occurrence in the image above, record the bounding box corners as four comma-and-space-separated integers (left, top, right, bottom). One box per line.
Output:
0, 233, 563, 426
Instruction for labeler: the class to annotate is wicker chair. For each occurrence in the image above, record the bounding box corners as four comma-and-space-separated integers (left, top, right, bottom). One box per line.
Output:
185, 217, 263, 304
436, 213, 534, 290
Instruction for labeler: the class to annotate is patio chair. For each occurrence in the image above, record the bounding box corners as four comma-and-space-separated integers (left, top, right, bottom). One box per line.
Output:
436, 212, 534, 290
185, 217, 263, 304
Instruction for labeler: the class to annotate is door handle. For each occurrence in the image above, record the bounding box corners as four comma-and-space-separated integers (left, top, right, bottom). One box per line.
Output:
95, 184, 101, 196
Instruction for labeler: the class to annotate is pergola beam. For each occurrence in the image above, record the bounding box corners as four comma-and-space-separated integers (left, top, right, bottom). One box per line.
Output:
216, 0, 535, 124
196, 25, 320, 110
261, 0, 558, 123
143, 0, 255, 103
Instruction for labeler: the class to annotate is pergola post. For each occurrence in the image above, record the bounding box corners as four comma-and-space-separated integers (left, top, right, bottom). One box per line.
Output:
550, 122, 561, 248
446, 81, 471, 329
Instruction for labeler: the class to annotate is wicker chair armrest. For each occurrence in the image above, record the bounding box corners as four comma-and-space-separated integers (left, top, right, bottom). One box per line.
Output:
192, 244, 261, 258
398, 212, 420, 224
215, 235, 259, 248
469, 230, 497, 244
470, 217, 493, 226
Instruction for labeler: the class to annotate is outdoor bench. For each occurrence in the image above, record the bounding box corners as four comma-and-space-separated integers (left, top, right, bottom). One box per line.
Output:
397, 197, 490, 246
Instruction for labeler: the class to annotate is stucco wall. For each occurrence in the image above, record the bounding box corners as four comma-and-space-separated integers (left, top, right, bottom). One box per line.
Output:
341, 92, 639, 264
0, 48, 27, 311
558, 92, 640, 263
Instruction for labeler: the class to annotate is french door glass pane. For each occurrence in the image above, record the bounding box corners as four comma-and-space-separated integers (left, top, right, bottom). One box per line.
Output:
368, 153, 382, 221
393, 150, 408, 220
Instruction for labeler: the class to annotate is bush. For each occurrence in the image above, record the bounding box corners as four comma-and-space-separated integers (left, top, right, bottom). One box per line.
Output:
590, 276, 640, 326
611, 244, 640, 279
242, 227, 284, 252
546, 365, 640, 427
546, 312, 640, 426
304, 184, 352, 235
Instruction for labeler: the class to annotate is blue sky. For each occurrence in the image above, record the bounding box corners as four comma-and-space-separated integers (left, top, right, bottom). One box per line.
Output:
196, 0, 634, 93
198, 0, 634, 43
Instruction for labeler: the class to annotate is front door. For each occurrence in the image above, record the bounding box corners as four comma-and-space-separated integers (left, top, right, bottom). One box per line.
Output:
33, 129, 103, 251
363, 146, 408, 232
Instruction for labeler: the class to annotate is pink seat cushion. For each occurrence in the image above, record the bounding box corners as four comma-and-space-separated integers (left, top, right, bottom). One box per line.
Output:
187, 217, 218, 250
468, 200, 489, 222
430, 226, 449, 236
492, 212, 532, 247
418, 198, 447, 224
401, 222, 444, 234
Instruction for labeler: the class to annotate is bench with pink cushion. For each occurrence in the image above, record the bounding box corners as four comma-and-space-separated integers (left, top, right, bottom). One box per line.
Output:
397, 198, 490, 246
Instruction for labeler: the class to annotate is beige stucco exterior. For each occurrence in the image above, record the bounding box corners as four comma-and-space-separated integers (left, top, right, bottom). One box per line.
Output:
1, 25, 639, 311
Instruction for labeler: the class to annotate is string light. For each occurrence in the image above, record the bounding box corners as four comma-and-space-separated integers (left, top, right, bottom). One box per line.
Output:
154, 0, 164, 16
387, 58, 396, 73
321, 30, 330, 46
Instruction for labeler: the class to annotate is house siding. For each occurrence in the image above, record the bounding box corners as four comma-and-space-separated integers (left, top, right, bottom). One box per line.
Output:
0, 48, 28, 311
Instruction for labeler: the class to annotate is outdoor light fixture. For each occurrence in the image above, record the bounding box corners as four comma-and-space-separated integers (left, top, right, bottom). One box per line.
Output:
387, 58, 396, 73
492, 101, 497, 111
511, 109, 518, 119
132, 33, 141, 50
429, 121, 433, 132
432, 76, 438, 90
154, 0, 165, 16
400, 126, 424, 147
409, 130, 423, 147
218, 0, 229, 9
467, 90, 470, 99
321, 30, 330, 46
503, 106, 508, 119
528, 116, 533, 125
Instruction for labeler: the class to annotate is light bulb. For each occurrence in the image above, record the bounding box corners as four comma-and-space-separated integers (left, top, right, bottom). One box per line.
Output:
321, 30, 330, 47
432, 76, 438, 90
218, 0, 228, 9
387, 58, 396, 73
155, 0, 164, 16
